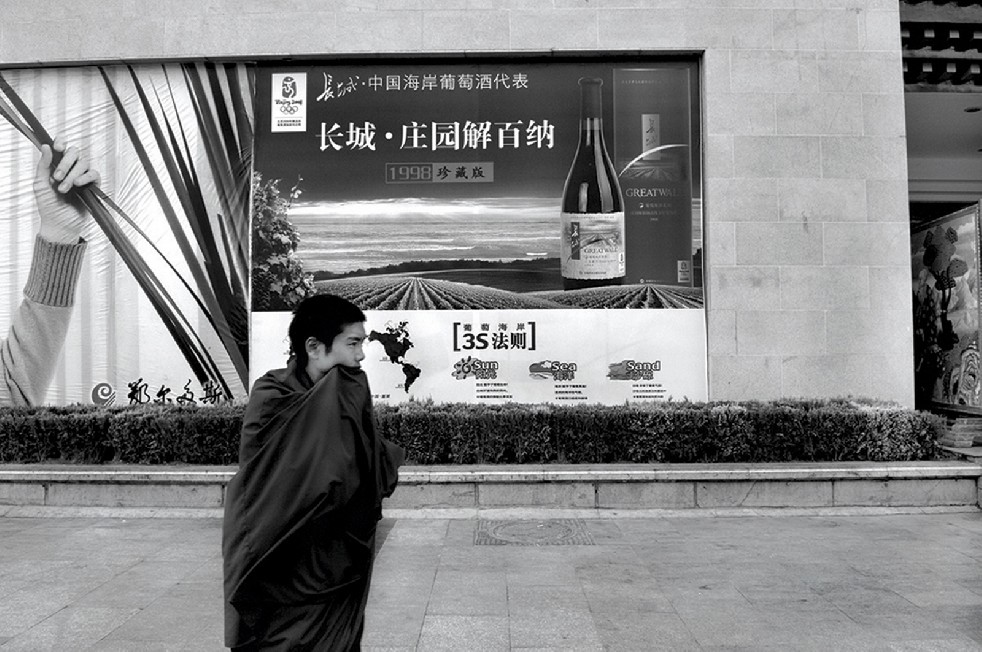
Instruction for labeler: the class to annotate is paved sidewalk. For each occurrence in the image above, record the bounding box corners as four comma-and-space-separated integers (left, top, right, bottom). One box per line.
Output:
0, 509, 980, 650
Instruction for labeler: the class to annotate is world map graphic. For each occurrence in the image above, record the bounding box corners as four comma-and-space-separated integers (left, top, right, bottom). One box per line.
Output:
368, 321, 422, 392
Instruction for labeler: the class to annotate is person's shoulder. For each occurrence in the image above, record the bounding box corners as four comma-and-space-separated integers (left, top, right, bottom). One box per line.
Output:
249, 366, 299, 397
252, 365, 286, 383
242, 366, 303, 423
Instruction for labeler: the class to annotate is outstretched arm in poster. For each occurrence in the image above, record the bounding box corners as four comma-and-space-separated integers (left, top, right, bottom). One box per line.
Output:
0, 137, 100, 406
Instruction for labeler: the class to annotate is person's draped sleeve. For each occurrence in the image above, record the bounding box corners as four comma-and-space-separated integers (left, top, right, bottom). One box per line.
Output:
0, 236, 87, 406
222, 363, 404, 648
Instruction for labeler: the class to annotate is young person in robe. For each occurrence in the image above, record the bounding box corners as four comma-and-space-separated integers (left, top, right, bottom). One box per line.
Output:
1, 137, 100, 406
223, 293, 404, 651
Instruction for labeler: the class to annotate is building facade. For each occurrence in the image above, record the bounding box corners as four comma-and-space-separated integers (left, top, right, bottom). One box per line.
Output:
0, 1, 919, 405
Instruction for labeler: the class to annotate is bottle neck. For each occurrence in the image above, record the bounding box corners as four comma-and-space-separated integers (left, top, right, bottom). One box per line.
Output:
578, 79, 605, 146
580, 117, 604, 147
580, 80, 603, 119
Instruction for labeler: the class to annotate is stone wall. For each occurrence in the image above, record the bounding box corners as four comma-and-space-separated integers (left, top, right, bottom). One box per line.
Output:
1, 463, 978, 511
0, 0, 914, 405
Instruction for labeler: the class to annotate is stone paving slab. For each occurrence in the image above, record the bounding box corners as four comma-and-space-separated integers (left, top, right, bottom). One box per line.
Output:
0, 510, 979, 650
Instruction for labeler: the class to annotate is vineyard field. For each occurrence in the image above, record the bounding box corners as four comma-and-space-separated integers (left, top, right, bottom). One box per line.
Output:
314, 276, 568, 310
530, 284, 704, 309
413, 268, 559, 293
314, 277, 704, 310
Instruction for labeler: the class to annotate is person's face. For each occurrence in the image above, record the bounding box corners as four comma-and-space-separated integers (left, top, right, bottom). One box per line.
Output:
305, 321, 367, 382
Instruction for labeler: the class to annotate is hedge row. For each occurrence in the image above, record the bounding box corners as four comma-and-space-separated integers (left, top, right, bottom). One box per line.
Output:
0, 400, 945, 465
0, 398, 945, 465
0, 404, 241, 465
374, 399, 945, 464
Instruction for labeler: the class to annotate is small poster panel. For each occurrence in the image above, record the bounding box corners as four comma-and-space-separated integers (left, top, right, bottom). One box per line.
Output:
911, 202, 982, 410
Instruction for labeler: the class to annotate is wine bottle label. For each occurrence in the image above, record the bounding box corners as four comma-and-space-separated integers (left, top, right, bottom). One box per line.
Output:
621, 177, 692, 285
560, 212, 626, 280
642, 113, 661, 161
678, 259, 691, 284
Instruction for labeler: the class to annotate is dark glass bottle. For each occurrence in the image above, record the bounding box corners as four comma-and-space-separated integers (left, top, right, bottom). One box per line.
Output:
614, 67, 694, 287
560, 77, 625, 291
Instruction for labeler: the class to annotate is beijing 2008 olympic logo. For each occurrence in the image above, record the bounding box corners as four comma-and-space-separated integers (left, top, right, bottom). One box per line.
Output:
271, 72, 306, 132
278, 76, 299, 113
281, 76, 297, 98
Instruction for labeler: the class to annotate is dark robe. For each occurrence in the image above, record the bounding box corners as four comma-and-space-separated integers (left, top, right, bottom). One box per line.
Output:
223, 362, 404, 651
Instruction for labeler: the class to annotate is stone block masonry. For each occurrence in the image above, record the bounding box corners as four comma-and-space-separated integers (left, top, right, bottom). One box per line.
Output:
0, 462, 977, 514
0, 0, 917, 406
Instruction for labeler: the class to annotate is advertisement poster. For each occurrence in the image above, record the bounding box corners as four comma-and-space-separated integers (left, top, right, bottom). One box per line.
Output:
912, 202, 982, 410
251, 57, 706, 404
0, 63, 253, 406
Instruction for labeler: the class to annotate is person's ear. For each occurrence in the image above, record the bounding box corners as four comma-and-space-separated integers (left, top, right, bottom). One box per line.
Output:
305, 337, 325, 358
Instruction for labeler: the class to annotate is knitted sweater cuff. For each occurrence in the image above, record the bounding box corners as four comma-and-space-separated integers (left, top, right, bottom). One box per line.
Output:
24, 235, 87, 307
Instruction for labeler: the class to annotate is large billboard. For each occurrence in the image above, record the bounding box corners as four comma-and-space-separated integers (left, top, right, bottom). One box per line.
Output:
251, 57, 708, 404
0, 64, 253, 406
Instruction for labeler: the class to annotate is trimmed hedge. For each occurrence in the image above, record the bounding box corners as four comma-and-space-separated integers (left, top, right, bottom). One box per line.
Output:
0, 399, 945, 465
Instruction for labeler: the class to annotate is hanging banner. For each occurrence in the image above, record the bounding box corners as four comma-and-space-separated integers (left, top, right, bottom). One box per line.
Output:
0, 63, 253, 406
911, 202, 982, 411
251, 57, 706, 404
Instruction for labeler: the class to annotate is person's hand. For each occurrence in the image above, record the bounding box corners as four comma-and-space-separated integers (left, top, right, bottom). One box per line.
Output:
34, 137, 100, 244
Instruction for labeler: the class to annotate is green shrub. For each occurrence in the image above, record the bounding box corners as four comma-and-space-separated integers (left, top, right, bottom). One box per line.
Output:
376, 400, 451, 465
106, 405, 241, 464
0, 407, 54, 462
0, 398, 946, 465
51, 407, 113, 463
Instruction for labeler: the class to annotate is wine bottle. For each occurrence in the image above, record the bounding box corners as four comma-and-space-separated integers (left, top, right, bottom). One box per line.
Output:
614, 67, 693, 287
560, 77, 625, 291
